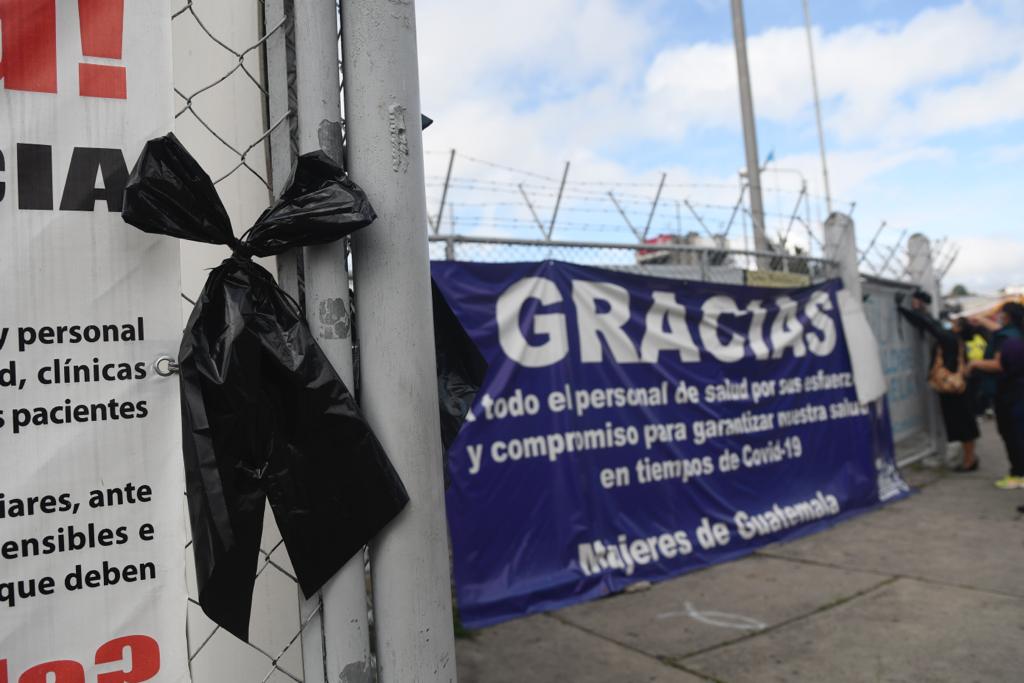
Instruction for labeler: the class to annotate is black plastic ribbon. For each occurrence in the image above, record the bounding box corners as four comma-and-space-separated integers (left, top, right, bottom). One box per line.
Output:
123, 134, 408, 641
432, 282, 487, 484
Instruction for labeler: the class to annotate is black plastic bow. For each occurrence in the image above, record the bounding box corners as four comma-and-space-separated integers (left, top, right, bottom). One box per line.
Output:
122, 134, 408, 641
432, 282, 487, 477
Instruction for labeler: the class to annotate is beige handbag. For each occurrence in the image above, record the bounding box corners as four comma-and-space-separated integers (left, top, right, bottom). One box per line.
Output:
928, 342, 966, 395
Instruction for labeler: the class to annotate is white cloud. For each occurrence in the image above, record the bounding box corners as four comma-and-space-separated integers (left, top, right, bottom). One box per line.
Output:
420, 1, 1024, 166
417, 0, 653, 105
646, 26, 810, 136
945, 236, 1024, 292
880, 60, 1024, 139
769, 146, 951, 200
644, 2, 1024, 142
989, 142, 1024, 163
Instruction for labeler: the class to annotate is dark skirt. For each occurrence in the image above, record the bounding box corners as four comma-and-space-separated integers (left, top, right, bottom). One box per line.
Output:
939, 392, 980, 442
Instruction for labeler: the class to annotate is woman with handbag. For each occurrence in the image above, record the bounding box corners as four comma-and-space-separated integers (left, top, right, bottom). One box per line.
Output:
899, 291, 979, 471
968, 302, 1024, 489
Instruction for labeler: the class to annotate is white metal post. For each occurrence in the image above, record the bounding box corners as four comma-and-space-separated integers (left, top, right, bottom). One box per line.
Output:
906, 233, 947, 461
292, 0, 373, 680
341, 0, 458, 681
264, 2, 332, 681
801, 0, 833, 215
823, 212, 861, 299
907, 234, 941, 318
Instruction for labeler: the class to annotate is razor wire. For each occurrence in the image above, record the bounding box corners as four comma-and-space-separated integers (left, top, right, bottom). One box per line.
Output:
421, 149, 957, 284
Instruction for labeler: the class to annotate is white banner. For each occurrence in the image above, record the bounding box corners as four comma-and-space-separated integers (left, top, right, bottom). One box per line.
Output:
1, 1, 187, 681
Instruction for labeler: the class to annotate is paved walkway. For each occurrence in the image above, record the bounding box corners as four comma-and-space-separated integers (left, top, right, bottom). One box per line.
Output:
455, 421, 1024, 682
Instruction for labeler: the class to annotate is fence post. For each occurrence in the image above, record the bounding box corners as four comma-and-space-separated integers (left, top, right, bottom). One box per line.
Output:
907, 234, 941, 317
823, 212, 861, 299
263, 2, 333, 681
290, 0, 374, 680
340, 0, 458, 681
906, 233, 947, 461
433, 149, 456, 235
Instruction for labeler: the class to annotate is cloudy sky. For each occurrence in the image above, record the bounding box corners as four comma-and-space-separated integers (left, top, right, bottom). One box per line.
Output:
414, 0, 1023, 292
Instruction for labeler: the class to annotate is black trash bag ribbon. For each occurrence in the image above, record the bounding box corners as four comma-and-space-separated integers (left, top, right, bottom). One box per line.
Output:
431, 282, 488, 486
122, 134, 409, 641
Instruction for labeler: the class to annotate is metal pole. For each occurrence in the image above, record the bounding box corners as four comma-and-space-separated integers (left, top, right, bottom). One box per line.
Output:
433, 148, 455, 235
684, 199, 714, 239
877, 229, 907, 276
340, 0, 457, 680
730, 0, 768, 257
266, 4, 331, 680
642, 173, 667, 241
723, 182, 748, 238
266, 0, 299, 296
805, 180, 813, 250
292, 1, 372, 680
823, 212, 861, 301
797, 217, 824, 251
608, 191, 641, 240
519, 183, 548, 239
548, 161, 570, 239
801, 0, 832, 215
858, 220, 887, 265
780, 181, 807, 246
859, 253, 883, 278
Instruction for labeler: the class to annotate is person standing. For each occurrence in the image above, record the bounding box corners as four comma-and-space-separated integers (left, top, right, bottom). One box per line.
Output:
960, 319, 989, 416
969, 302, 1024, 488
899, 291, 979, 471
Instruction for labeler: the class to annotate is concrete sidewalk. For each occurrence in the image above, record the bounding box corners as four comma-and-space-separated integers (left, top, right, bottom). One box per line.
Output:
454, 421, 1024, 682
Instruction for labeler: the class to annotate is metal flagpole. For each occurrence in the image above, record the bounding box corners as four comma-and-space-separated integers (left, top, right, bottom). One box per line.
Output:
341, 0, 458, 679
729, 0, 769, 258
801, 0, 833, 215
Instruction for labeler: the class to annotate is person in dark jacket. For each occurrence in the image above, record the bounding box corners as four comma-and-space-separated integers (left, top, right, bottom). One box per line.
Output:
968, 302, 1024, 489
899, 290, 979, 471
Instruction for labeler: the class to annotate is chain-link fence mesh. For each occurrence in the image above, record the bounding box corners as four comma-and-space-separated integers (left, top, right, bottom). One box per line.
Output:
429, 237, 839, 285
171, 3, 315, 682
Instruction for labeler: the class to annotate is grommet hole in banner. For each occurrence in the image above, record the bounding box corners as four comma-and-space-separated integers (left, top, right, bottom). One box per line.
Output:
152, 356, 179, 377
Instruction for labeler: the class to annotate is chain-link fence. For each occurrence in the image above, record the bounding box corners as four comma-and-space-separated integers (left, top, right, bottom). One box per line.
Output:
171, 2, 316, 682
862, 275, 947, 467
429, 235, 839, 285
